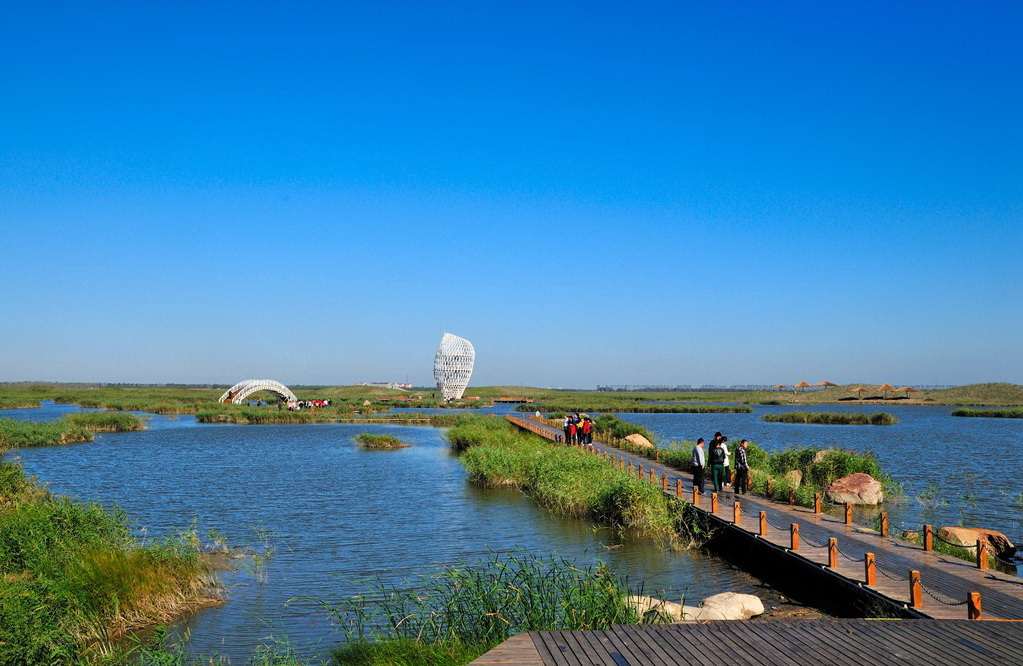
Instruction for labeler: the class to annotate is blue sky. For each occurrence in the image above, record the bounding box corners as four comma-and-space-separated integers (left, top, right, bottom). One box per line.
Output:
1, 1, 1020, 387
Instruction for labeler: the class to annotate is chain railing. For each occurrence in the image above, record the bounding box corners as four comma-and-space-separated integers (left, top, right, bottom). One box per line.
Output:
920, 581, 970, 606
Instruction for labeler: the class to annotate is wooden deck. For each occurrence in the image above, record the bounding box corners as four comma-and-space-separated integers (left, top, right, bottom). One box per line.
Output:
472, 620, 1023, 665
505, 415, 1023, 621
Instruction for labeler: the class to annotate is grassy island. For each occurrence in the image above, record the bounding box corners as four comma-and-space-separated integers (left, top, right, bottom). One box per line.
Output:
951, 408, 1023, 419
355, 433, 409, 449
762, 411, 898, 425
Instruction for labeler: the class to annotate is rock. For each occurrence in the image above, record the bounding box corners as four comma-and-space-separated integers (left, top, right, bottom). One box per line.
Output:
812, 450, 830, 464
625, 595, 684, 622
698, 592, 765, 620
938, 527, 1016, 559
826, 473, 883, 505
362, 400, 372, 406
784, 470, 803, 486
625, 433, 654, 449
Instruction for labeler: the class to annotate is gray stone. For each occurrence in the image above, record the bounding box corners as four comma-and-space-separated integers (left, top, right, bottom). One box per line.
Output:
826, 473, 883, 505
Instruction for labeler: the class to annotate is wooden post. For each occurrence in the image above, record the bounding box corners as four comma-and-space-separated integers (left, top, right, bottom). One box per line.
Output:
910, 570, 923, 607
977, 540, 987, 570
814, 493, 821, 514
968, 592, 982, 620
828, 538, 838, 568
692, 486, 699, 507
676, 478, 682, 498
649, 468, 656, 484
628, 461, 634, 474
845, 503, 853, 525
619, 457, 624, 470
790, 523, 800, 551
711, 492, 719, 513
656, 450, 661, 462
788, 486, 796, 506
767, 478, 773, 495
734, 501, 741, 525
924, 525, 933, 551
637, 465, 643, 480
880, 513, 889, 537
865, 553, 876, 585
662, 473, 668, 492
759, 511, 767, 537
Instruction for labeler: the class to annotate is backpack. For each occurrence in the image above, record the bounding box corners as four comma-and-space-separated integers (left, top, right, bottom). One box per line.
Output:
709, 445, 725, 465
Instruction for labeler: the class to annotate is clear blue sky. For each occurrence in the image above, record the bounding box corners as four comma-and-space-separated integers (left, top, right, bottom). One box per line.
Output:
1, 1, 1020, 387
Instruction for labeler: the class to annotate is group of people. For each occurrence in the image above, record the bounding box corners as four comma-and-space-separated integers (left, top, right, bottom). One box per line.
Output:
284, 399, 332, 411
561, 413, 593, 445
690, 431, 751, 495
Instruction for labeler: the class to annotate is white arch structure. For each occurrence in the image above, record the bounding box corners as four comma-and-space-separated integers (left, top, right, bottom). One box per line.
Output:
219, 379, 298, 404
434, 332, 475, 400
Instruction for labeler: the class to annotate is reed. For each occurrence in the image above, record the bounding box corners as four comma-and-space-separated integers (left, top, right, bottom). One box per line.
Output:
0, 458, 217, 663
951, 408, 1023, 418
762, 411, 898, 425
517, 401, 752, 414
62, 412, 146, 432
325, 552, 639, 665
0, 418, 93, 447
355, 434, 409, 449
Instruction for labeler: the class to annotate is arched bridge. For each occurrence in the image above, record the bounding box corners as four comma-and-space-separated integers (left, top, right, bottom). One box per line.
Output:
219, 379, 298, 404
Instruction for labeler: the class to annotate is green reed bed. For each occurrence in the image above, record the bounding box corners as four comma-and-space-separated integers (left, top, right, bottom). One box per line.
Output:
450, 417, 701, 545
951, 408, 1023, 418
762, 411, 898, 425
62, 412, 146, 432
195, 408, 458, 427
0, 418, 93, 447
355, 434, 409, 449
325, 552, 639, 666
0, 458, 217, 664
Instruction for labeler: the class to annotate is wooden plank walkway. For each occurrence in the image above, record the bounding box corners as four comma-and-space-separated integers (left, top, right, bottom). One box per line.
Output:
471, 620, 1023, 666
505, 415, 1023, 621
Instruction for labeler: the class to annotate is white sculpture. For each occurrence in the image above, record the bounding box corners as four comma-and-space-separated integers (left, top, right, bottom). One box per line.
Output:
219, 379, 298, 404
434, 332, 475, 400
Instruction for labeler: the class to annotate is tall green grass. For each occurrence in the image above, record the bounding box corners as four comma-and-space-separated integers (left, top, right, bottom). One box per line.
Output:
450, 417, 701, 545
0, 418, 93, 447
0, 458, 216, 663
63, 412, 146, 432
355, 434, 409, 449
951, 408, 1023, 418
517, 400, 752, 414
762, 411, 898, 425
324, 553, 639, 666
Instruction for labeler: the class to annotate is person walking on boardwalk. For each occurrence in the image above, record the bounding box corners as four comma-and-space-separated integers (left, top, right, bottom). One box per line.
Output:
709, 438, 726, 492
562, 415, 571, 444
581, 417, 592, 444
734, 439, 750, 495
691, 438, 706, 494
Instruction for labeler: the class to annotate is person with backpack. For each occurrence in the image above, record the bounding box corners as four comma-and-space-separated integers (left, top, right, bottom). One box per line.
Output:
709, 438, 726, 492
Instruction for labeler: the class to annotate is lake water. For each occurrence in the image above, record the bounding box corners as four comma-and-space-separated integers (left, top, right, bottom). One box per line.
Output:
2, 403, 762, 662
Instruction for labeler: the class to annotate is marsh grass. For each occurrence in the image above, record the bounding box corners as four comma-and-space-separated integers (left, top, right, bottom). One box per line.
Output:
762, 411, 898, 425
0, 457, 218, 663
517, 400, 752, 414
450, 418, 703, 546
318, 553, 639, 665
0, 417, 93, 447
951, 408, 1023, 418
355, 434, 409, 449
63, 412, 146, 432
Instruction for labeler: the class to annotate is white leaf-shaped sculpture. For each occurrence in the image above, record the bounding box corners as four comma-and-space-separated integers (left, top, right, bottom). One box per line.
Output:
434, 333, 475, 400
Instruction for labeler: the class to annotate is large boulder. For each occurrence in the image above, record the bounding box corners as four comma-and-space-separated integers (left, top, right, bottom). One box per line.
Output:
626, 595, 683, 622
826, 473, 883, 505
938, 527, 1016, 560
698, 592, 765, 620
784, 470, 803, 486
625, 433, 654, 449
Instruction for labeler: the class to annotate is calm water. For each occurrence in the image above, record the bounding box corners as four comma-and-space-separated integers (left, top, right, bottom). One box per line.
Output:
3, 403, 758, 662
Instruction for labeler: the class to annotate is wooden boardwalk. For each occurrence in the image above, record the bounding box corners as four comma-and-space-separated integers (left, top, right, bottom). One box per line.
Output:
473, 619, 1023, 665
505, 415, 1023, 621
